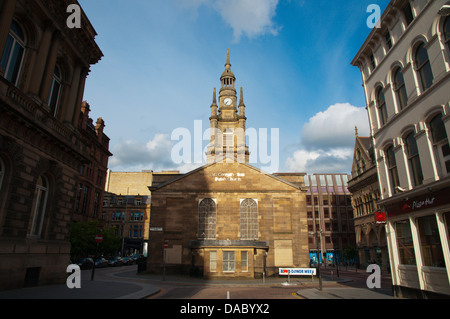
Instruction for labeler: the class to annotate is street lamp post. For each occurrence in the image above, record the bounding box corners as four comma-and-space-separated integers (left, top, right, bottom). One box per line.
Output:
316, 230, 322, 291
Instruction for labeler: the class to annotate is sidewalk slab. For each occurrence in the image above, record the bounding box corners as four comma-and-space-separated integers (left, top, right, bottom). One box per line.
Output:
297, 287, 395, 299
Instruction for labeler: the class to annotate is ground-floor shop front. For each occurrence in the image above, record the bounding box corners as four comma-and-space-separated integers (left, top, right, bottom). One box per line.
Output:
383, 186, 450, 298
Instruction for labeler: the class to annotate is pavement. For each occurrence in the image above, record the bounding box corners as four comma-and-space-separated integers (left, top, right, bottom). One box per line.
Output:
0, 265, 397, 300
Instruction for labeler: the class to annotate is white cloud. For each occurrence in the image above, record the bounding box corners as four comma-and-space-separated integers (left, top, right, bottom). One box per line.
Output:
179, 0, 280, 42
108, 134, 174, 172
213, 0, 280, 41
301, 103, 370, 149
285, 103, 370, 174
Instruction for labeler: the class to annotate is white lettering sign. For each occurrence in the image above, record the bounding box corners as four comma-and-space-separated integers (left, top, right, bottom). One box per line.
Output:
412, 197, 435, 210
279, 268, 316, 276
212, 173, 245, 182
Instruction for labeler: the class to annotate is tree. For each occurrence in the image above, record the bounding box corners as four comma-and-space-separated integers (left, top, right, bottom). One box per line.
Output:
70, 221, 121, 259
343, 245, 358, 271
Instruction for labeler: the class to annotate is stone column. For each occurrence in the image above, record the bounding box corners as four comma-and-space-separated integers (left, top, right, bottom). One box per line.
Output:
28, 22, 54, 97
63, 63, 81, 125
39, 31, 60, 103
72, 70, 88, 127
0, 0, 17, 76
415, 122, 439, 184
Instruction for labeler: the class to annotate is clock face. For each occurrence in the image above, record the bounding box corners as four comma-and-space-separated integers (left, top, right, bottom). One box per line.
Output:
224, 98, 232, 106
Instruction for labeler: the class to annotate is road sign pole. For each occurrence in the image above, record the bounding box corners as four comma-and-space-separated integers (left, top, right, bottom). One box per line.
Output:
91, 234, 103, 281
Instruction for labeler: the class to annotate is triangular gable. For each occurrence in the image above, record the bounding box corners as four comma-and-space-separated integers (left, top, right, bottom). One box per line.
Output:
150, 160, 301, 193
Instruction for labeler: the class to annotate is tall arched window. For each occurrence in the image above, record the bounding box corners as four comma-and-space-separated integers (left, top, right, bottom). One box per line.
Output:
1, 20, 26, 86
429, 113, 450, 175
48, 65, 62, 116
415, 42, 434, 91
376, 87, 388, 126
30, 175, 49, 237
404, 132, 423, 186
240, 199, 258, 240
198, 198, 216, 240
386, 146, 400, 194
444, 16, 450, 52
393, 67, 408, 110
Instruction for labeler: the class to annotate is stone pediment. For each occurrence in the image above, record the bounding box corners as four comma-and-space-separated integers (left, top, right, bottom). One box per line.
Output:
149, 161, 301, 193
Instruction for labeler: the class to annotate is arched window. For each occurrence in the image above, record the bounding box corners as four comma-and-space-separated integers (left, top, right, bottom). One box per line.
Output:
198, 198, 216, 240
404, 132, 423, 186
415, 42, 434, 91
429, 113, 450, 175
240, 199, 258, 240
386, 146, 400, 194
444, 16, 450, 52
376, 87, 388, 126
30, 175, 49, 237
48, 65, 62, 116
1, 20, 26, 85
393, 67, 408, 110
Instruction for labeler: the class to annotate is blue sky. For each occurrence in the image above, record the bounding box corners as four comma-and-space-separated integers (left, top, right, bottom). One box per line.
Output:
78, 0, 390, 174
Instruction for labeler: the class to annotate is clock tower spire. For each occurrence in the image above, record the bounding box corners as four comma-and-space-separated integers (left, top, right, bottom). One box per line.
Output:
207, 49, 249, 164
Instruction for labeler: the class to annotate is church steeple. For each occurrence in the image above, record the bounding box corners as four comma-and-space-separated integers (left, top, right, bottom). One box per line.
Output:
207, 49, 249, 164
220, 48, 236, 95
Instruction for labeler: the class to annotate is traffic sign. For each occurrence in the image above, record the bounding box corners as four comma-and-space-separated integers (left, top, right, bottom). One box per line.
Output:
164, 240, 169, 249
95, 234, 103, 243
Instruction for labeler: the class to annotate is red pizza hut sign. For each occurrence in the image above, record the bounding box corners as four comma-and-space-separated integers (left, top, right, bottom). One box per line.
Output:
374, 211, 386, 224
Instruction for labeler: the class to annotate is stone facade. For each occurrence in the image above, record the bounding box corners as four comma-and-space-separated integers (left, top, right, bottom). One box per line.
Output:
103, 170, 153, 255
0, 0, 103, 290
352, 0, 450, 297
147, 162, 308, 278
347, 130, 387, 270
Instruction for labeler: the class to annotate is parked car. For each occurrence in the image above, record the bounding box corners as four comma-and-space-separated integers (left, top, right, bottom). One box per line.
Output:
95, 258, 108, 268
131, 254, 146, 263
108, 257, 123, 267
76, 258, 94, 270
121, 257, 133, 265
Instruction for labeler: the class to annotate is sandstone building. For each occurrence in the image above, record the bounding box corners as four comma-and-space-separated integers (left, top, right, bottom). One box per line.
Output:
0, 0, 104, 290
347, 129, 387, 270
146, 51, 309, 278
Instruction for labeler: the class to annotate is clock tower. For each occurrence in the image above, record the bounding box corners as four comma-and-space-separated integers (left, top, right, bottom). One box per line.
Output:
207, 49, 249, 164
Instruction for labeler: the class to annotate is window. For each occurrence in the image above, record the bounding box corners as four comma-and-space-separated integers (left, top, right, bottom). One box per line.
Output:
429, 113, 450, 175
223, 131, 234, 147
30, 176, 49, 237
402, 2, 414, 27
241, 251, 248, 272
240, 199, 258, 240
385, 31, 393, 50
395, 221, 415, 265
386, 146, 400, 194
198, 198, 216, 240
370, 53, 376, 70
376, 87, 388, 126
223, 251, 235, 272
1, 20, 25, 85
210, 251, 217, 272
48, 66, 62, 116
415, 42, 434, 91
444, 212, 450, 249
445, 16, 450, 52
404, 132, 423, 186
417, 215, 445, 267
393, 67, 408, 110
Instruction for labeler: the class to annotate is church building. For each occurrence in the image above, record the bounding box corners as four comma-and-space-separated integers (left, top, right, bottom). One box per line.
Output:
146, 50, 309, 278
